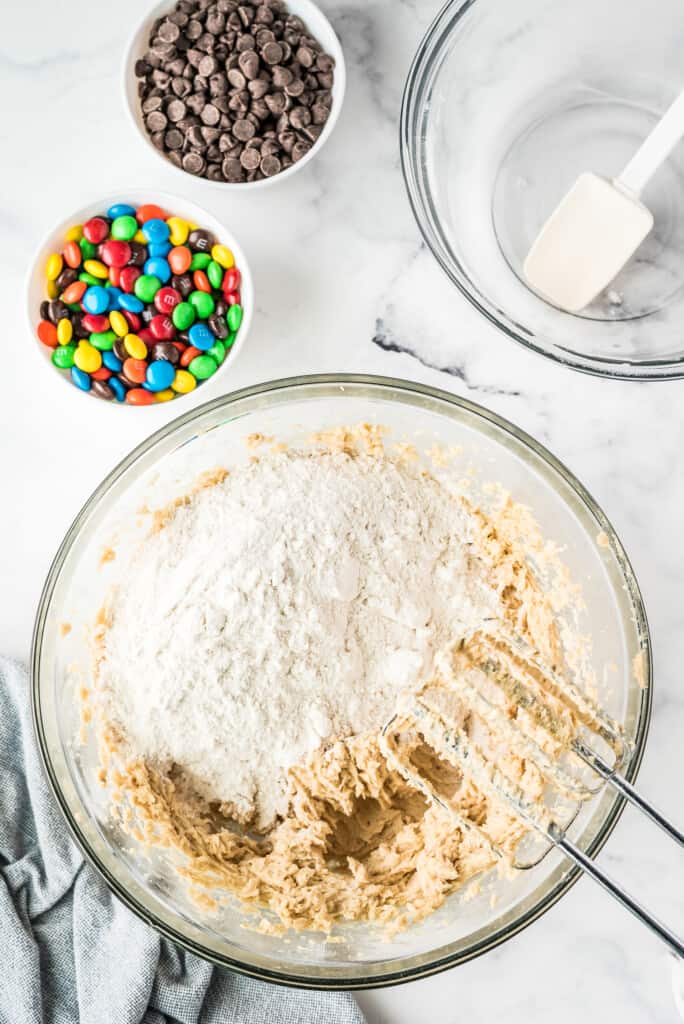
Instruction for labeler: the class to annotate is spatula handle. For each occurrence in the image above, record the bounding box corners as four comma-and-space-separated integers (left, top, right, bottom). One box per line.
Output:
618, 88, 684, 196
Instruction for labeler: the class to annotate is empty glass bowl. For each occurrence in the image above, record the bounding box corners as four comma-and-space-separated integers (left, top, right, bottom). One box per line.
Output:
402, 0, 684, 378
32, 375, 651, 987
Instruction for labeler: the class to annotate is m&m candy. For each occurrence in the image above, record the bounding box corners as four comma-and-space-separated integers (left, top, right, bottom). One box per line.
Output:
36, 201, 244, 403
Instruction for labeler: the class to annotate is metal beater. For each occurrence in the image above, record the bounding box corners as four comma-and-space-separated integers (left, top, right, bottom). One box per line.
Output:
380, 629, 684, 956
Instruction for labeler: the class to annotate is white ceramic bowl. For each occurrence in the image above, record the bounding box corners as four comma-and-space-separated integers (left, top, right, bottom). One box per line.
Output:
26, 189, 254, 408
122, 0, 346, 190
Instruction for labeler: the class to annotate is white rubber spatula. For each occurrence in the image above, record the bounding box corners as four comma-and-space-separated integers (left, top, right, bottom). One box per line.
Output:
524, 88, 684, 313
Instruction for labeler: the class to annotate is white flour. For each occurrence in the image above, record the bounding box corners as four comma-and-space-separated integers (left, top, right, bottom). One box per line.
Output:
98, 447, 496, 829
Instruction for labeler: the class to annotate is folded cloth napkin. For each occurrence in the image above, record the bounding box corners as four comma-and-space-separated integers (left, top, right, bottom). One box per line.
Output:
0, 658, 366, 1024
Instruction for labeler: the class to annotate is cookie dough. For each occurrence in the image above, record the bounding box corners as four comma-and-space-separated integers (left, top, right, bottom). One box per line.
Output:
88, 426, 588, 933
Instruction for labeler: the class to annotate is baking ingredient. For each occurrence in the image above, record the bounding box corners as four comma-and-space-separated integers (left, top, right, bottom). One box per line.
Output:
97, 442, 501, 831
91, 429, 585, 932
134, 0, 336, 184
35, 201, 245, 401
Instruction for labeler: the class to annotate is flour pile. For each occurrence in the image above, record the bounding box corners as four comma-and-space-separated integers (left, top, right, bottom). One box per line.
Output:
98, 446, 496, 830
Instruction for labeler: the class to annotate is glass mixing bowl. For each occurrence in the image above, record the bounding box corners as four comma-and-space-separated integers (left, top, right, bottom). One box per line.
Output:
402, 0, 684, 379
32, 375, 651, 988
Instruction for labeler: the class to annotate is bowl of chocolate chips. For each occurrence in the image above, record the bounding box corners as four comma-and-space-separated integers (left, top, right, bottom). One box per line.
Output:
124, 0, 345, 187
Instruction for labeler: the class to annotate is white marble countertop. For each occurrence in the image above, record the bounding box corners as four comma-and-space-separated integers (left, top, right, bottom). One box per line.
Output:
2, 0, 683, 1020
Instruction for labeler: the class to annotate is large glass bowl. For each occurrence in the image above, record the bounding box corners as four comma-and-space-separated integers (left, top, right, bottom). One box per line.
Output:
402, 0, 684, 379
32, 375, 651, 988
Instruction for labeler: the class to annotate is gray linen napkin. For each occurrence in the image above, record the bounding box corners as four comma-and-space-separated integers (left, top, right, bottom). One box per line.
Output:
0, 658, 366, 1024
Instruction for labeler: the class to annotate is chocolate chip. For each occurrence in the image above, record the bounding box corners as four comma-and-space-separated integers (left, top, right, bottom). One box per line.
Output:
261, 40, 282, 64
135, 59, 150, 77
186, 19, 203, 39
206, 10, 226, 33
229, 90, 249, 113
197, 35, 213, 55
227, 67, 246, 89
289, 104, 310, 129
251, 98, 269, 120
146, 110, 168, 133
198, 54, 218, 76
186, 92, 206, 115
316, 53, 334, 72
183, 151, 206, 174
201, 103, 220, 125
151, 42, 177, 63
236, 32, 256, 51
304, 123, 322, 143
238, 49, 260, 79
233, 117, 256, 140
260, 153, 281, 176
167, 98, 186, 122
264, 91, 286, 115
158, 19, 181, 43
296, 45, 313, 67
248, 77, 269, 98
142, 94, 163, 113
240, 146, 261, 170
172, 76, 192, 98
278, 128, 295, 152
222, 156, 244, 181
292, 139, 310, 162
209, 72, 228, 95
152, 70, 172, 91
255, 27, 276, 46
165, 127, 184, 149
284, 77, 304, 97
271, 64, 292, 87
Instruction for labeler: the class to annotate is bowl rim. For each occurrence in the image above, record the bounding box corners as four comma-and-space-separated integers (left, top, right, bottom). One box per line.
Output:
399, 0, 684, 382
121, 0, 347, 192
30, 373, 653, 989
25, 187, 254, 409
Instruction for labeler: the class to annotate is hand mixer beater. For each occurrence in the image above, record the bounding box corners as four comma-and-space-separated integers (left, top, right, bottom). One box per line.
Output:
380, 628, 683, 956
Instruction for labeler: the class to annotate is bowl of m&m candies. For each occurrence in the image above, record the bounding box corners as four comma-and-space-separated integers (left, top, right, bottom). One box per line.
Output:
28, 192, 253, 405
